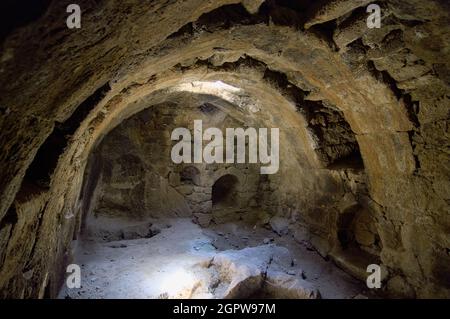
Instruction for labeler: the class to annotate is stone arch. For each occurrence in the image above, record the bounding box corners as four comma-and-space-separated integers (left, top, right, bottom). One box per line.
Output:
0, 0, 448, 298
212, 174, 240, 209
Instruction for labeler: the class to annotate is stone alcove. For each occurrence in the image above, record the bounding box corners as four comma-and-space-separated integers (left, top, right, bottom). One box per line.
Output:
211, 174, 239, 209
180, 166, 201, 186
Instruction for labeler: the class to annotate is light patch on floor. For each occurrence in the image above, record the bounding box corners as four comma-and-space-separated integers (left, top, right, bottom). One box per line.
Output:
59, 218, 367, 299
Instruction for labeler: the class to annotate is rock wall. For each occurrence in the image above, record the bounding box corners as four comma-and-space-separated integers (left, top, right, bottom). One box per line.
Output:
0, 0, 448, 298
85, 98, 262, 228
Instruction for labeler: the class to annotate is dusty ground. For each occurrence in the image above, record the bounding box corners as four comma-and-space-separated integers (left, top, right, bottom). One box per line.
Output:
58, 218, 369, 299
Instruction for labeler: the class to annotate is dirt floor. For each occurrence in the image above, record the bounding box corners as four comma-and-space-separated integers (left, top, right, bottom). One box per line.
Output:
58, 218, 370, 299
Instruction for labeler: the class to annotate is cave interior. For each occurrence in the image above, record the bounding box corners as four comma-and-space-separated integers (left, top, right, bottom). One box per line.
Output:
0, 0, 449, 299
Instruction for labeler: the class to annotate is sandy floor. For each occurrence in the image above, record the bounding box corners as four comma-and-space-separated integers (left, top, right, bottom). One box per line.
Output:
58, 218, 368, 299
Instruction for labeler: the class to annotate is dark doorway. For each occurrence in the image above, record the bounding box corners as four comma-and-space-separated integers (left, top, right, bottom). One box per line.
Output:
212, 174, 238, 208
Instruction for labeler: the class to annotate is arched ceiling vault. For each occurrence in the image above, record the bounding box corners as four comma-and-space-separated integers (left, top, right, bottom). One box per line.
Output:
0, 1, 419, 219
1, 0, 449, 298
71, 27, 414, 207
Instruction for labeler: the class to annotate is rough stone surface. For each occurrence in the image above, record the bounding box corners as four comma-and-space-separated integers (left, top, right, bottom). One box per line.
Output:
209, 245, 320, 299
0, 0, 449, 298
269, 216, 290, 236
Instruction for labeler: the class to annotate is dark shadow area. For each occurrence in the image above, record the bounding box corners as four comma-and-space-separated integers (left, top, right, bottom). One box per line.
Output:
0, 0, 51, 45
212, 174, 238, 208
21, 83, 111, 191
